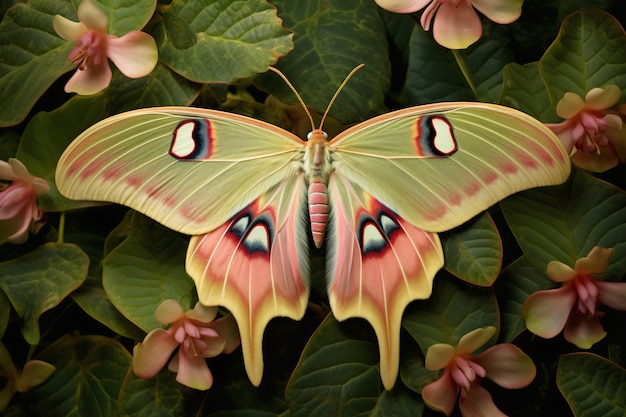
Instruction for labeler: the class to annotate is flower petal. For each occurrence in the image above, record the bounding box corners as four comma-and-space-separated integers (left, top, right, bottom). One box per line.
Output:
133, 329, 179, 378
155, 299, 185, 324
472, 344, 536, 389
374, 0, 432, 13
471, 0, 523, 24
186, 302, 218, 323
546, 261, 577, 283
15, 360, 55, 392
522, 286, 577, 339
422, 368, 458, 416
570, 145, 619, 172
597, 281, 626, 311
76, 0, 108, 33
420, 0, 439, 31
64, 62, 112, 95
209, 314, 241, 354
585, 85, 621, 111
459, 383, 507, 417
457, 327, 496, 356
175, 349, 214, 390
432, 0, 482, 49
52, 15, 88, 41
574, 247, 613, 275
425, 343, 455, 371
563, 311, 606, 349
555, 92, 585, 119
106, 31, 158, 79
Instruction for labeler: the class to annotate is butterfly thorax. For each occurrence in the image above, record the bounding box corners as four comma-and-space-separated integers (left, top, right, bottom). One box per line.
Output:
304, 129, 332, 248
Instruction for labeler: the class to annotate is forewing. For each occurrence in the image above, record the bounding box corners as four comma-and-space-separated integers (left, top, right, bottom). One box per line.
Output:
329, 102, 571, 232
186, 174, 309, 386
327, 173, 444, 390
56, 106, 305, 235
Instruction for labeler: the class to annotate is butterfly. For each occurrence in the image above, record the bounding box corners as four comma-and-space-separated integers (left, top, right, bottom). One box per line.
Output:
55, 65, 570, 390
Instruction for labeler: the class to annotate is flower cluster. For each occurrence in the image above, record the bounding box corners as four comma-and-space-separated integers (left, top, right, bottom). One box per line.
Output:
523, 247, 626, 349
0, 159, 49, 245
422, 327, 536, 417
547, 86, 625, 172
133, 300, 240, 390
374, 0, 523, 49
53, 0, 158, 95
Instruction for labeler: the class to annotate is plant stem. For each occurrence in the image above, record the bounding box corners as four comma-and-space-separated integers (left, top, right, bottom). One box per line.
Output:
452, 49, 478, 99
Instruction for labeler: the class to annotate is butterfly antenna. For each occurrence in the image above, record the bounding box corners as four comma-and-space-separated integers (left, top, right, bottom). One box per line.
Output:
319, 64, 365, 130
267, 66, 316, 133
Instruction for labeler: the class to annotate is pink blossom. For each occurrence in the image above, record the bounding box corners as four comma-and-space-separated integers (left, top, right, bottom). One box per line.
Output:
53, 0, 157, 95
522, 247, 626, 349
0, 159, 49, 245
133, 300, 240, 390
374, 0, 522, 49
422, 327, 536, 416
546, 86, 624, 172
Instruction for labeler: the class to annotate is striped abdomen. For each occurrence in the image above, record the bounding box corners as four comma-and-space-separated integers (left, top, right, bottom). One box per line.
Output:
308, 179, 329, 248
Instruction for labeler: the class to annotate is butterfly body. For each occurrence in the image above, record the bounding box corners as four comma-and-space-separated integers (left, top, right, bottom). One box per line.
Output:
56, 101, 570, 390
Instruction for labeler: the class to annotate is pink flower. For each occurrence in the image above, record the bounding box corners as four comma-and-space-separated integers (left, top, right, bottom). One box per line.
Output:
546, 86, 624, 172
0, 159, 49, 245
422, 327, 536, 417
374, 0, 523, 49
53, 0, 158, 95
133, 300, 240, 390
522, 247, 626, 349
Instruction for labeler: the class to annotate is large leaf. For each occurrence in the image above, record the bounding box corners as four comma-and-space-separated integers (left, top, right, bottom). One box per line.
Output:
0, 1, 75, 126
539, 9, 626, 104
286, 314, 424, 416
102, 213, 195, 333
557, 353, 626, 417
18, 94, 108, 212
441, 212, 502, 287
404, 21, 514, 105
0, 243, 88, 345
402, 275, 499, 352
256, 0, 390, 124
118, 370, 193, 417
500, 62, 559, 122
501, 168, 626, 279
28, 334, 132, 417
157, 0, 293, 84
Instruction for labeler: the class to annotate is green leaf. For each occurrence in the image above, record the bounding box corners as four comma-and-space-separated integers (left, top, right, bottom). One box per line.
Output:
118, 370, 191, 417
88, 0, 157, 36
157, 0, 293, 84
286, 314, 424, 416
441, 213, 502, 287
557, 353, 626, 417
500, 62, 559, 122
402, 275, 499, 352
28, 334, 132, 417
18, 94, 108, 212
0, 291, 10, 338
102, 213, 195, 332
404, 22, 514, 105
105, 63, 201, 111
0, 1, 75, 127
501, 168, 626, 279
0, 243, 88, 345
497, 256, 553, 343
539, 9, 626, 105
257, 0, 390, 123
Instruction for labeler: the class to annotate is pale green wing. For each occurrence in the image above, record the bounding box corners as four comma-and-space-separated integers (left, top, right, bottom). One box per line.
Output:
328, 102, 571, 232
56, 106, 306, 235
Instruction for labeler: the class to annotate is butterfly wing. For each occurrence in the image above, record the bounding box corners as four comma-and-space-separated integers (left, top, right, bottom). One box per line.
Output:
329, 102, 571, 232
56, 106, 306, 235
186, 174, 309, 386
327, 174, 443, 390
326, 102, 570, 389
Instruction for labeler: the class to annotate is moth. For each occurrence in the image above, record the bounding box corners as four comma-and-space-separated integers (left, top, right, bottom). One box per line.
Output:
55, 65, 570, 389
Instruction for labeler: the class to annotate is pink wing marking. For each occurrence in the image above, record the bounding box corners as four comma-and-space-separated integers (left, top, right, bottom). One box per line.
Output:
414, 115, 458, 157
327, 176, 444, 390
186, 177, 309, 386
169, 119, 214, 160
